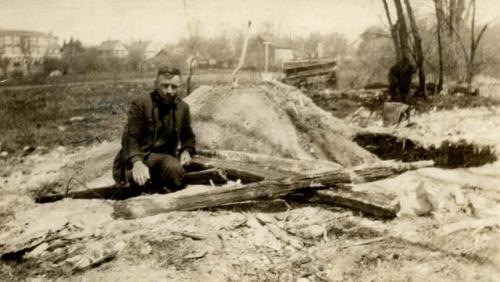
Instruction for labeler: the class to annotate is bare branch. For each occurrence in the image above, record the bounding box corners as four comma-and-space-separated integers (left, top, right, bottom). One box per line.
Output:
436, 5, 469, 62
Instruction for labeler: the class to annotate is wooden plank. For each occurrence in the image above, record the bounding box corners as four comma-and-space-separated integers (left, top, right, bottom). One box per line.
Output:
183, 168, 228, 185
112, 160, 433, 219
196, 149, 343, 175
284, 61, 337, 74
308, 185, 399, 218
283, 75, 334, 85
35, 169, 228, 203
283, 67, 336, 81
188, 156, 296, 182
35, 184, 141, 203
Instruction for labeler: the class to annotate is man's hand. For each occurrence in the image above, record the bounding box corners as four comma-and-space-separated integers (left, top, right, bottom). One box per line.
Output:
180, 150, 192, 166
132, 160, 150, 186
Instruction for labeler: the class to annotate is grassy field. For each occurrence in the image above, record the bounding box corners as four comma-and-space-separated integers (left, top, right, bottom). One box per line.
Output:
0, 68, 262, 87
0, 70, 262, 155
0, 82, 137, 154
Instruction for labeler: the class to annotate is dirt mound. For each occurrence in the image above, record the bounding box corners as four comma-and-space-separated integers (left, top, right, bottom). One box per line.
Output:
185, 82, 377, 167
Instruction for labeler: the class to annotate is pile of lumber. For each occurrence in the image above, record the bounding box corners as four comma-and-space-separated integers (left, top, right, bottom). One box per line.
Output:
282, 60, 337, 88
34, 150, 434, 219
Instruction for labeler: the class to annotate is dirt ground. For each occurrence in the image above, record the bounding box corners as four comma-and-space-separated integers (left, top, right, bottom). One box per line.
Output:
1, 79, 500, 281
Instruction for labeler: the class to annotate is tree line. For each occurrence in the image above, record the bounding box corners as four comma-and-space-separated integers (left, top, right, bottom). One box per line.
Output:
33, 2, 500, 91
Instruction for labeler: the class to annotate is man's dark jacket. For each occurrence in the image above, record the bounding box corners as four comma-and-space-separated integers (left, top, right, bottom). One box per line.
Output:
113, 91, 196, 184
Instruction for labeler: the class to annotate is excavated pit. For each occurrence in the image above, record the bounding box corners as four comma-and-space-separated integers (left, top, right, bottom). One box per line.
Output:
354, 133, 497, 168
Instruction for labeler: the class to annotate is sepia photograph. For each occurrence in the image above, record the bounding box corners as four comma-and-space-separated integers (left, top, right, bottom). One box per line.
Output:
1, 0, 500, 281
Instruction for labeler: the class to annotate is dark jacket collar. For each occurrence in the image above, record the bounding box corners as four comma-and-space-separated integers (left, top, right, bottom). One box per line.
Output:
151, 90, 180, 108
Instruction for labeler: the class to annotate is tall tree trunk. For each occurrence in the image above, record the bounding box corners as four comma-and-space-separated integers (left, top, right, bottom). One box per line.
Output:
465, 0, 488, 91
393, 0, 410, 62
434, 0, 444, 92
404, 0, 426, 98
382, 0, 402, 62
449, 0, 456, 35
466, 0, 475, 89
446, 0, 467, 80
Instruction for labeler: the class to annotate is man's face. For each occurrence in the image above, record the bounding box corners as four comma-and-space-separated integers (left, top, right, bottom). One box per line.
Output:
156, 74, 181, 103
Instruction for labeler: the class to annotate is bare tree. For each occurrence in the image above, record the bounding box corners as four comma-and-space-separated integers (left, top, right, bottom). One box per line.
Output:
382, 0, 427, 100
382, 0, 402, 61
434, 0, 488, 91
182, 0, 201, 95
465, 0, 488, 90
393, 0, 410, 62
441, 0, 468, 79
434, 0, 444, 92
404, 0, 426, 97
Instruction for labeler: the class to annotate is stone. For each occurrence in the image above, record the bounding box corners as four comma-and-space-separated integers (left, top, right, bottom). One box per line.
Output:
70, 116, 86, 122
23, 146, 36, 155
35, 146, 49, 154
49, 70, 63, 77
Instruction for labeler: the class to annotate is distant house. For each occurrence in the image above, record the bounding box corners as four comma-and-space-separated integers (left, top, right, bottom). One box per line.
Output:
256, 35, 294, 64
142, 48, 193, 70
145, 48, 173, 69
246, 35, 295, 71
129, 41, 163, 60
189, 53, 216, 69
98, 40, 128, 58
274, 47, 294, 64
0, 29, 60, 76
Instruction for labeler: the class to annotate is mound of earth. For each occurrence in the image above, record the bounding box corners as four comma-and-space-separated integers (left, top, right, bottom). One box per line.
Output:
185, 82, 377, 167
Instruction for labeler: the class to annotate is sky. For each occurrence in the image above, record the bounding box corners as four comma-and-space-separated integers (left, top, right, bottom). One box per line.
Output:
1, 0, 499, 46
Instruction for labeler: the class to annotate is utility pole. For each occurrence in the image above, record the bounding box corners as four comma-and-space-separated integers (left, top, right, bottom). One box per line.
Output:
264, 41, 270, 73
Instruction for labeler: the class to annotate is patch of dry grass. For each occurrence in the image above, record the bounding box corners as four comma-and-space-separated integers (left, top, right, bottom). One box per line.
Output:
0, 70, 260, 155
0, 82, 144, 154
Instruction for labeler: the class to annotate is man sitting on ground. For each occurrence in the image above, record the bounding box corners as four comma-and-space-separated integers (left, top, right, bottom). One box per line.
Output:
112, 66, 196, 191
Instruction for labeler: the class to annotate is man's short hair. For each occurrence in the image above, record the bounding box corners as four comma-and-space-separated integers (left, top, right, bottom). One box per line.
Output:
157, 66, 181, 78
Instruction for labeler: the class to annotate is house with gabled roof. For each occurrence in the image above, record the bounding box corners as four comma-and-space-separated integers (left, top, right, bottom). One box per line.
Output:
129, 41, 163, 60
98, 40, 128, 58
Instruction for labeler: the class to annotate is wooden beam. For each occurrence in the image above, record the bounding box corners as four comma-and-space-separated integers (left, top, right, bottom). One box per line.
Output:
188, 156, 297, 182
183, 168, 228, 185
35, 169, 229, 203
196, 149, 343, 175
113, 160, 433, 219
284, 61, 337, 74
283, 67, 337, 81
35, 184, 141, 203
307, 185, 399, 219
